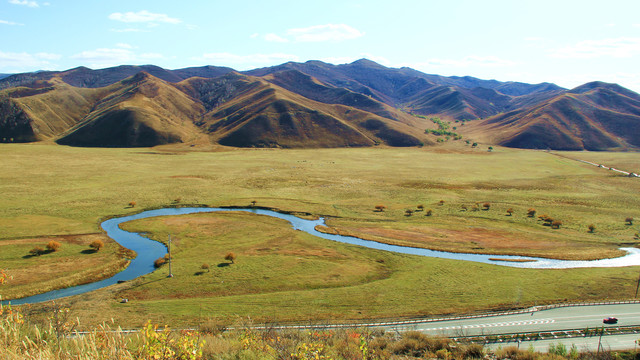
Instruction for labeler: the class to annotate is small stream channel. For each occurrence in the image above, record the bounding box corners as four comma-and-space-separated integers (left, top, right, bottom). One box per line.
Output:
5, 207, 640, 305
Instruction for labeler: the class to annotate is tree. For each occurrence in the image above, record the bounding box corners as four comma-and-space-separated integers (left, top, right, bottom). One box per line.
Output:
425, 209, 433, 216
506, 208, 513, 216
128, 201, 136, 208
438, 200, 445, 206
404, 209, 414, 217
588, 224, 596, 233
626, 217, 634, 225
154, 257, 166, 268
461, 204, 468, 211
374, 205, 386, 212
482, 202, 491, 210
89, 240, 104, 251
527, 208, 536, 217
46, 240, 61, 252
472, 142, 478, 148
551, 220, 563, 229
201, 263, 210, 272
29, 246, 45, 256
225, 252, 236, 264
250, 200, 257, 207
488, 146, 493, 152
416, 204, 424, 211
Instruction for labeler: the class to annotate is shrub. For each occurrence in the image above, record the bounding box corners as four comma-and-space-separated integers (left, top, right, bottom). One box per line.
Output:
128, 201, 136, 208
425, 209, 433, 216
405, 209, 414, 217
551, 220, 563, 229
527, 208, 536, 217
461, 343, 484, 359
225, 252, 236, 264
471, 204, 479, 211
374, 205, 386, 212
626, 217, 634, 225
506, 208, 513, 216
46, 240, 61, 252
482, 202, 490, 210
201, 263, 210, 272
29, 246, 45, 256
250, 200, 257, 207
461, 204, 467, 211
438, 200, 445, 206
416, 204, 424, 211
154, 257, 166, 268
588, 224, 595, 233
89, 239, 104, 251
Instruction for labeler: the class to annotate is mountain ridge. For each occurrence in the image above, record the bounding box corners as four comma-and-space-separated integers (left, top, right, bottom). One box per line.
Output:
0, 60, 638, 150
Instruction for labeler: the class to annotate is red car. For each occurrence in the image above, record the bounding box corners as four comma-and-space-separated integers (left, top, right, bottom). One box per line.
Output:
603, 317, 618, 324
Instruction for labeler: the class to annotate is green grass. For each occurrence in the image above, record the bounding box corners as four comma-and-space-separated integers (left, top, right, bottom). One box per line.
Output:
0, 234, 129, 299
1, 143, 640, 327
69, 211, 639, 328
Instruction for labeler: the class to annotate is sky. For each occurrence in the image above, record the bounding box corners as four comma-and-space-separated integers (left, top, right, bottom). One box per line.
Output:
2, 0, 640, 92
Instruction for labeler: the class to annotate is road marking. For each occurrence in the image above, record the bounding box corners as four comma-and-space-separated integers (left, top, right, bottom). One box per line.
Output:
422, 319, 555, 331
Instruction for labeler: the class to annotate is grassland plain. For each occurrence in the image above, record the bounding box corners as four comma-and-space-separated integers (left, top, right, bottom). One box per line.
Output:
1, 142, 640, 327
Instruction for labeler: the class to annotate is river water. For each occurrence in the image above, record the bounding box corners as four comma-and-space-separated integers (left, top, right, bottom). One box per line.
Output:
5, 207, 640, 305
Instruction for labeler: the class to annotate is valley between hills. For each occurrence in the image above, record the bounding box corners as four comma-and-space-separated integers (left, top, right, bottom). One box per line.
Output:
0, 60, 639, 329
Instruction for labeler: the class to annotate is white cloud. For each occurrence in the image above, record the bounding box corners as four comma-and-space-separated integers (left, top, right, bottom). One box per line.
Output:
35, 52, 61, 60
71, 48, 133, 68
116, 43, 135, 49
407, 55, 515, 69
108, 10, 181, 24
318, 56, 359, 65
264, 33, 288, 43
195, 52, 299, 69
70, 47, 165, 68
139, 53, 164, 60
110, 28, 150, 33
0, 19, 23, 25
0, 51, 61, 71
551, 37, 640, 59
286, 24, 364, 42
8, 0, 39, 8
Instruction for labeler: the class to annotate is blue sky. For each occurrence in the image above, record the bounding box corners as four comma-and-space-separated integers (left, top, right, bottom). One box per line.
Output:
2, 0, 640, 92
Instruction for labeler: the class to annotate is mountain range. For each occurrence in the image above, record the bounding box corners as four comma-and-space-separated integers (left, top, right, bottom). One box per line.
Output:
1, 59, 638, 150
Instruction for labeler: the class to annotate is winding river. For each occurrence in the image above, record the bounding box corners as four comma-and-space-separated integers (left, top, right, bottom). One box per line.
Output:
5, 207, 640, 305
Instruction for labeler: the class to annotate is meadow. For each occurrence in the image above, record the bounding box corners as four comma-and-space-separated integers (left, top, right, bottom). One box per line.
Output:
1, 142, 639, 327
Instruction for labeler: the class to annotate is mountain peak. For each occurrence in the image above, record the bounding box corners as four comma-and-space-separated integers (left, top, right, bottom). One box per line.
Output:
350, 58, 385, 68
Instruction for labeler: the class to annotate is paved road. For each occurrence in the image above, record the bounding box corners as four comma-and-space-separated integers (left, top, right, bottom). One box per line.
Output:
376, 304, 640, 338
484, 333, 640, 353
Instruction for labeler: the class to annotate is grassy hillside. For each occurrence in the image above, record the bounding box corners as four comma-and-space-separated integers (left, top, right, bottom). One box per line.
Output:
464, 83, 640, 150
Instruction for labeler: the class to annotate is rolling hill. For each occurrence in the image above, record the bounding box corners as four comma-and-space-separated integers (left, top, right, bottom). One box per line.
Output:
0, 60, 638, 150
464, 82, 640, 150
